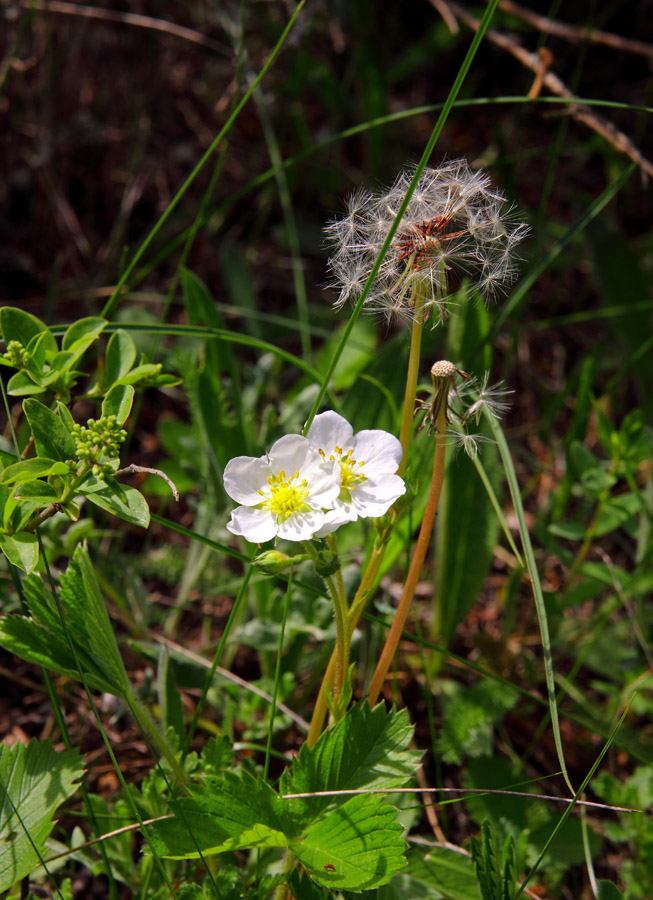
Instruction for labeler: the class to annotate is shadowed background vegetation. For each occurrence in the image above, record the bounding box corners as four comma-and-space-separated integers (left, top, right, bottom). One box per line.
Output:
1, 1, 652, 898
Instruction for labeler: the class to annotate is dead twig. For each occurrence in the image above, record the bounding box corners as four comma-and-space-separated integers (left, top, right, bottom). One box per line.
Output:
497, 0, 653, 60
15, 0, 230, 57
115, 465, 180, 502
429, 0, 653, 182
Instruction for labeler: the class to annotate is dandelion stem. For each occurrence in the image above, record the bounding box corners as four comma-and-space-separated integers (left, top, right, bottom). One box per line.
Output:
397, 284, 426, 476
366, 380, 449, 706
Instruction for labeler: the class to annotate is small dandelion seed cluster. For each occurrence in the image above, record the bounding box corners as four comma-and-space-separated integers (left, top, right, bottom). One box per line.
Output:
71, 415, 127, 478
3, 340, 30, 368
418, 362, 513, 460
326, 159, 528, 326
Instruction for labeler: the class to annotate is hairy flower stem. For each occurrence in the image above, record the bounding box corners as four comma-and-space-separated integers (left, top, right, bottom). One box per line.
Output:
303, 541, 349, 708
397, 285, 427, 477
306, 291, 430, 744
366, 377, 450, 706
306, 539, 386, 745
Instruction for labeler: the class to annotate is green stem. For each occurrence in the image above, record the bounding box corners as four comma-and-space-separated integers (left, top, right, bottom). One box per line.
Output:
263, 564, 293, 783
127, 692, 188, 786
303, 541, 349, 704
22, 460, 92, 533
367, 378, 449, 706
101, 0, 306, 319
397, 284, 427, 476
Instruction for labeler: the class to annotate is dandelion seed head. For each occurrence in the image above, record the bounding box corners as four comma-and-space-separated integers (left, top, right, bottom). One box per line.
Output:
326, 159, 528, 326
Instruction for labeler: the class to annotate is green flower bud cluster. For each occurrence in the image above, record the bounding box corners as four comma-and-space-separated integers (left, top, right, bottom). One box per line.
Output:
71, 415, 127, 478
3, 340, 30, 368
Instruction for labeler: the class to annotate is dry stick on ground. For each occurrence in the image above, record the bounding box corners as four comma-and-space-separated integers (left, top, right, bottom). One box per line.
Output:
15, 0, 230, 56
496, 0, 653, 60
430, 0, 653, 182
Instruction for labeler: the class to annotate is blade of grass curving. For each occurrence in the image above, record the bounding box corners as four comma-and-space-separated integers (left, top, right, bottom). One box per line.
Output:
49, 319, 339, 401
180, 555, 256, 761
528, 300, 653, 330
515, 697, 636, 898
0, 381, 120, 898
303, 0, 502, 432
484, 411, 573, 794
263, 564, 293, 783
127, 96, 650, 290
474, 163, 636, 359
252, 77, 312, 361
149, 512, 324, 600
35, 536, 180, 899
154, 6, 246, 338
361, 609, 650, 764
42, 672, 120, 900
361, 608, 651, 765
36, 541, 223, 896
581, 804, 599, 898
100, 0, 306, 319
472, 453, 525, 567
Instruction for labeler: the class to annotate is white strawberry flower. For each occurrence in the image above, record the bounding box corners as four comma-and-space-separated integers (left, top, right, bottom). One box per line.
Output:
224, 434, 341, 543
306, 411, 405, 537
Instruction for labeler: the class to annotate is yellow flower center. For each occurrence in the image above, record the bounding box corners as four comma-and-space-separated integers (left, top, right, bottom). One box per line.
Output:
320, 446, 366, 496
258, 469, 310, 520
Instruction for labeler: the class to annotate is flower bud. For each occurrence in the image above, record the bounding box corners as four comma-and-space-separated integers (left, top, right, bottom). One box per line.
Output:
253, 550, 293, 576
314, 549, 340, 578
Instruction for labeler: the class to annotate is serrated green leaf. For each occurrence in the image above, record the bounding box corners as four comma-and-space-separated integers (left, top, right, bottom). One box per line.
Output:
1, 458, 70, 485
7, 370, 47, 396
22, 571, 64, 636
0, 739, 83, 891
80, 479, 150, 528
0, 533, 39, 573
291, 794, 406, 891
178, 887, 204, 900
105, 329, 137, 384
61, 317, 106, 352
23, 399, 76, 461
102, 384, 134, 424
59, 546, 130, 693
0, 547, 129, 695
0, 615, 89, 685
403, 846, 480, 900
0, 307, 51, 349
147, 769, 291, 859
281, 704, 420, 822
200, 736, 233, 776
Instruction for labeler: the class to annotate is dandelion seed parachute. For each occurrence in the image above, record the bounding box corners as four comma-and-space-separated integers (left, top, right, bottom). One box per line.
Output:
326, 159, 528, 326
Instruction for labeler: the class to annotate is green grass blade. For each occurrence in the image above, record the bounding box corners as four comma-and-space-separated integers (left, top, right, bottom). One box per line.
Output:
485, 411, 573, 794
126, 96, 649, 291
100, 0, 306, 318
515, 697, 636, 898
476, 163, 636, 357
303, 0, 503, 432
